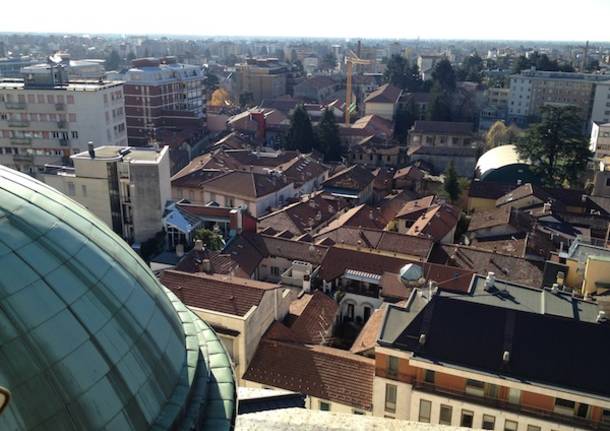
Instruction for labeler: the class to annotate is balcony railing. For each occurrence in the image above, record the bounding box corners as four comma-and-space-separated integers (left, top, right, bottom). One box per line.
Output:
55, 102, 66, 111
13, 154, 33, 162
10, 138, 32, 145
339, 281, 381, 299
4, 101, 26, 110
8, 120, 30, 128
59, 138, 69, 147
413, 381, 610, 431
57, 120, 68, 129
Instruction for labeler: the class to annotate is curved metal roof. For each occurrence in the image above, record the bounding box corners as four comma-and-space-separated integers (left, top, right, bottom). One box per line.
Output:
475, 144, 527, 177
0, 166, 235, 430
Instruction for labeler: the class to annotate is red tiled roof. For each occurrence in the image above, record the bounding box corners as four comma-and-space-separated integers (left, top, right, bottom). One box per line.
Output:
318, 246, 474, 293
350, 305, 386, 354
407, 203, 460, 242
161, 270, 278, 317
243, 339, 375, 410
364, 83, 402, 104
289, 292, 338, 344
323, 165, 375, 192
200, 170, 292, 199
395, 195, 437, 220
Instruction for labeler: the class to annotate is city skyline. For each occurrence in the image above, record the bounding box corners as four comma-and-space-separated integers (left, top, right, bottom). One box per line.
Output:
3, 0, 610, 42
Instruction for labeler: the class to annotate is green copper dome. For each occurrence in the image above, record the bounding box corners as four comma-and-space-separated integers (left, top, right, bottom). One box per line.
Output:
0, 166, 236, 430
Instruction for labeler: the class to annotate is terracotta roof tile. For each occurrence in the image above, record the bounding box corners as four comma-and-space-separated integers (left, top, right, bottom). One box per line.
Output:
161, 270, 278, 316
323, 165, 375, 192
244, 339, 375, 410
364, 83, 402, 104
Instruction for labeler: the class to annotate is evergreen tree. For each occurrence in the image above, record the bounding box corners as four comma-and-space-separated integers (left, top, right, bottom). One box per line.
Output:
286, 105, 316, 153
457, 54, 484, 82
105, 49, 121, 71
443, 161, 461, 204
317, 108, 342, 162
431, 59, 456, 92
193, 228, 224, 251
383, 55, 422, 92
394, 101, 416, 143
426, 84, 452, 121
515, 106, 591, 187
321, 53, 338, 71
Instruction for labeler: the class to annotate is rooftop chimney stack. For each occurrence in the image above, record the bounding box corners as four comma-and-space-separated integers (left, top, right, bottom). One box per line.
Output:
484, 272, 495, 291
540, 289, 546, 314
87, 142, 95, 159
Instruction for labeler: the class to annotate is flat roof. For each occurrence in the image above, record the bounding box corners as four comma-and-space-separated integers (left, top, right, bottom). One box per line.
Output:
0, 78, 123, 91
72, 146, 165, 163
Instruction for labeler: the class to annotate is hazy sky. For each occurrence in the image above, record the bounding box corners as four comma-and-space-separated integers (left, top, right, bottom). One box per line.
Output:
4, 0, 610, 41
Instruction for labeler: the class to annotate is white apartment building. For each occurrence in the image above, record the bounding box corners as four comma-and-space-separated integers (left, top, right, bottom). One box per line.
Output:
0, 63, 126, 175
43, 145, 171, 243
591, 81, 610, 125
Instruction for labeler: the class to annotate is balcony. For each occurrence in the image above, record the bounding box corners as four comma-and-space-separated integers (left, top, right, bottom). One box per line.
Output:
413, 381, 610, 431
339, 280, 381, 299
4, 101, 26, 110
55, 102, 66, 111
59, 138, 69, 147
8, 120, 30, 128
10, 138, 32, 145
13, 154, 34, 162
57, 120, 68, 129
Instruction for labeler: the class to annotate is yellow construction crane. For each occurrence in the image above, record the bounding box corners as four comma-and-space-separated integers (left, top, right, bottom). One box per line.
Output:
344, 49, 372, 126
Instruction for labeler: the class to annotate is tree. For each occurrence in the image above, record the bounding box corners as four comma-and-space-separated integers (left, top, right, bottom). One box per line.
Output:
515, 106, 591, 187
320, 53, 337, 71
317, 108, 342, 162
426, 84, 452, 121
394, 101, 416, 143
486, 121, 523, 149
193, 228, 224, 251
511, 55, 531, 74
286, 105, 316, 153
443, 161, 461, 204
457, 54, 484, 83
105, 49, 121, 71
205, 72, 220, 92
383, 55, 422, 92
431, 59, 456, 92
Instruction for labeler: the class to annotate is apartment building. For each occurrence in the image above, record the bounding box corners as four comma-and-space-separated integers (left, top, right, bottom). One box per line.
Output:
590, 122, 610, 159
123, 57, 206, 145
43, 145, 171, 243
507, 69, 610, 128
591, 82, 610, 125
234, 58, 289, 104
373, 276, 610, 431
0, 62, 126, 174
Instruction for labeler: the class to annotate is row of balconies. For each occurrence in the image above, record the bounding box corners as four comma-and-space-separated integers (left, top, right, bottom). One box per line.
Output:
2, 101, 65, 111
7, 137, 69, 146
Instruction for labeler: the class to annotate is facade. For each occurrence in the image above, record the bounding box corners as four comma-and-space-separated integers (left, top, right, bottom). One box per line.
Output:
507, 69, 610, 128
123, 57, 206, 145
293, 75, 337, 102
43, 145, 171, 243
373, 282, 610, 431
0, 64, 126, 174
590, 122, 610, 159
417, 55, 443, 81
0, 165, 236, 430
591, 81, 610, 125
364, 84, 402, 121
161, 270, 296, 382
407, 121, 476, 149
234, 58, 289, 104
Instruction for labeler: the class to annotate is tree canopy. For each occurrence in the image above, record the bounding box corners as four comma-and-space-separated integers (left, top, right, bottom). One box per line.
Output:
320, 53, 338, 71
193, 228, 224, 251
511, 52, 575, 74
383, 55, 422, 92
443, 161, 461, 204
426, 83, 453, 121
394, 101, 417, 143
317, 108, 342, 162
105, 49, 121, 71
515, 106, 591, 187
431, 59, 457, 93
485, 121, 523, 149
286, 105, 316, 153
456, 54, 484, 83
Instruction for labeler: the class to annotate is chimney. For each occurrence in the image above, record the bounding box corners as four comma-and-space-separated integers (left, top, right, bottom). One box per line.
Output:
175, 243, 184, 258
597, 310, 607, 323
87, 141, 95, 159
200, 258, 212, 273
194, 239, 204, 251
484, 272, 495, 291
540, 289, 546, 314
551, 283, 559, 294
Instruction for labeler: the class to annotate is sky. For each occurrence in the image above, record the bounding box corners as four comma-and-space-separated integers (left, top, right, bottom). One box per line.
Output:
4, 0, 610, 42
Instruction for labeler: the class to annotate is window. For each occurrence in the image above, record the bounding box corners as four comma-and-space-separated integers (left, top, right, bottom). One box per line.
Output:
554, 398, 575, 416
385, 384, 397, 413
508, 388, 521, 404
270, 266, 280, 277
353, 410, 364, 415
225, 196, 234, 207
439, 404, 452, 425
418, 399, 432, 423
67, 182, 75, 196
319, 401, 330, 411
482, 414, 495, 430
602, 409, 610, 424
527, 426, 541, 431
465, 379, 485, 397
71, 131, 79, 139
460, 410, 474, 428
388, 356, 398, 378
423, 369, 435, 384
576, 403, 590, 419
504, 419, 518, 431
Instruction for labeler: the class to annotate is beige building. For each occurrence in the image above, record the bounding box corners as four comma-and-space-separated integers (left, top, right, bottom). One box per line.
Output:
161, 270, 296, 382
590, 122, 610, 159
43, 145, 171, 243
373, 278, 610, 430
0, 62, 126, 175
234, 59, 289, 104
364, 84, 402, 121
